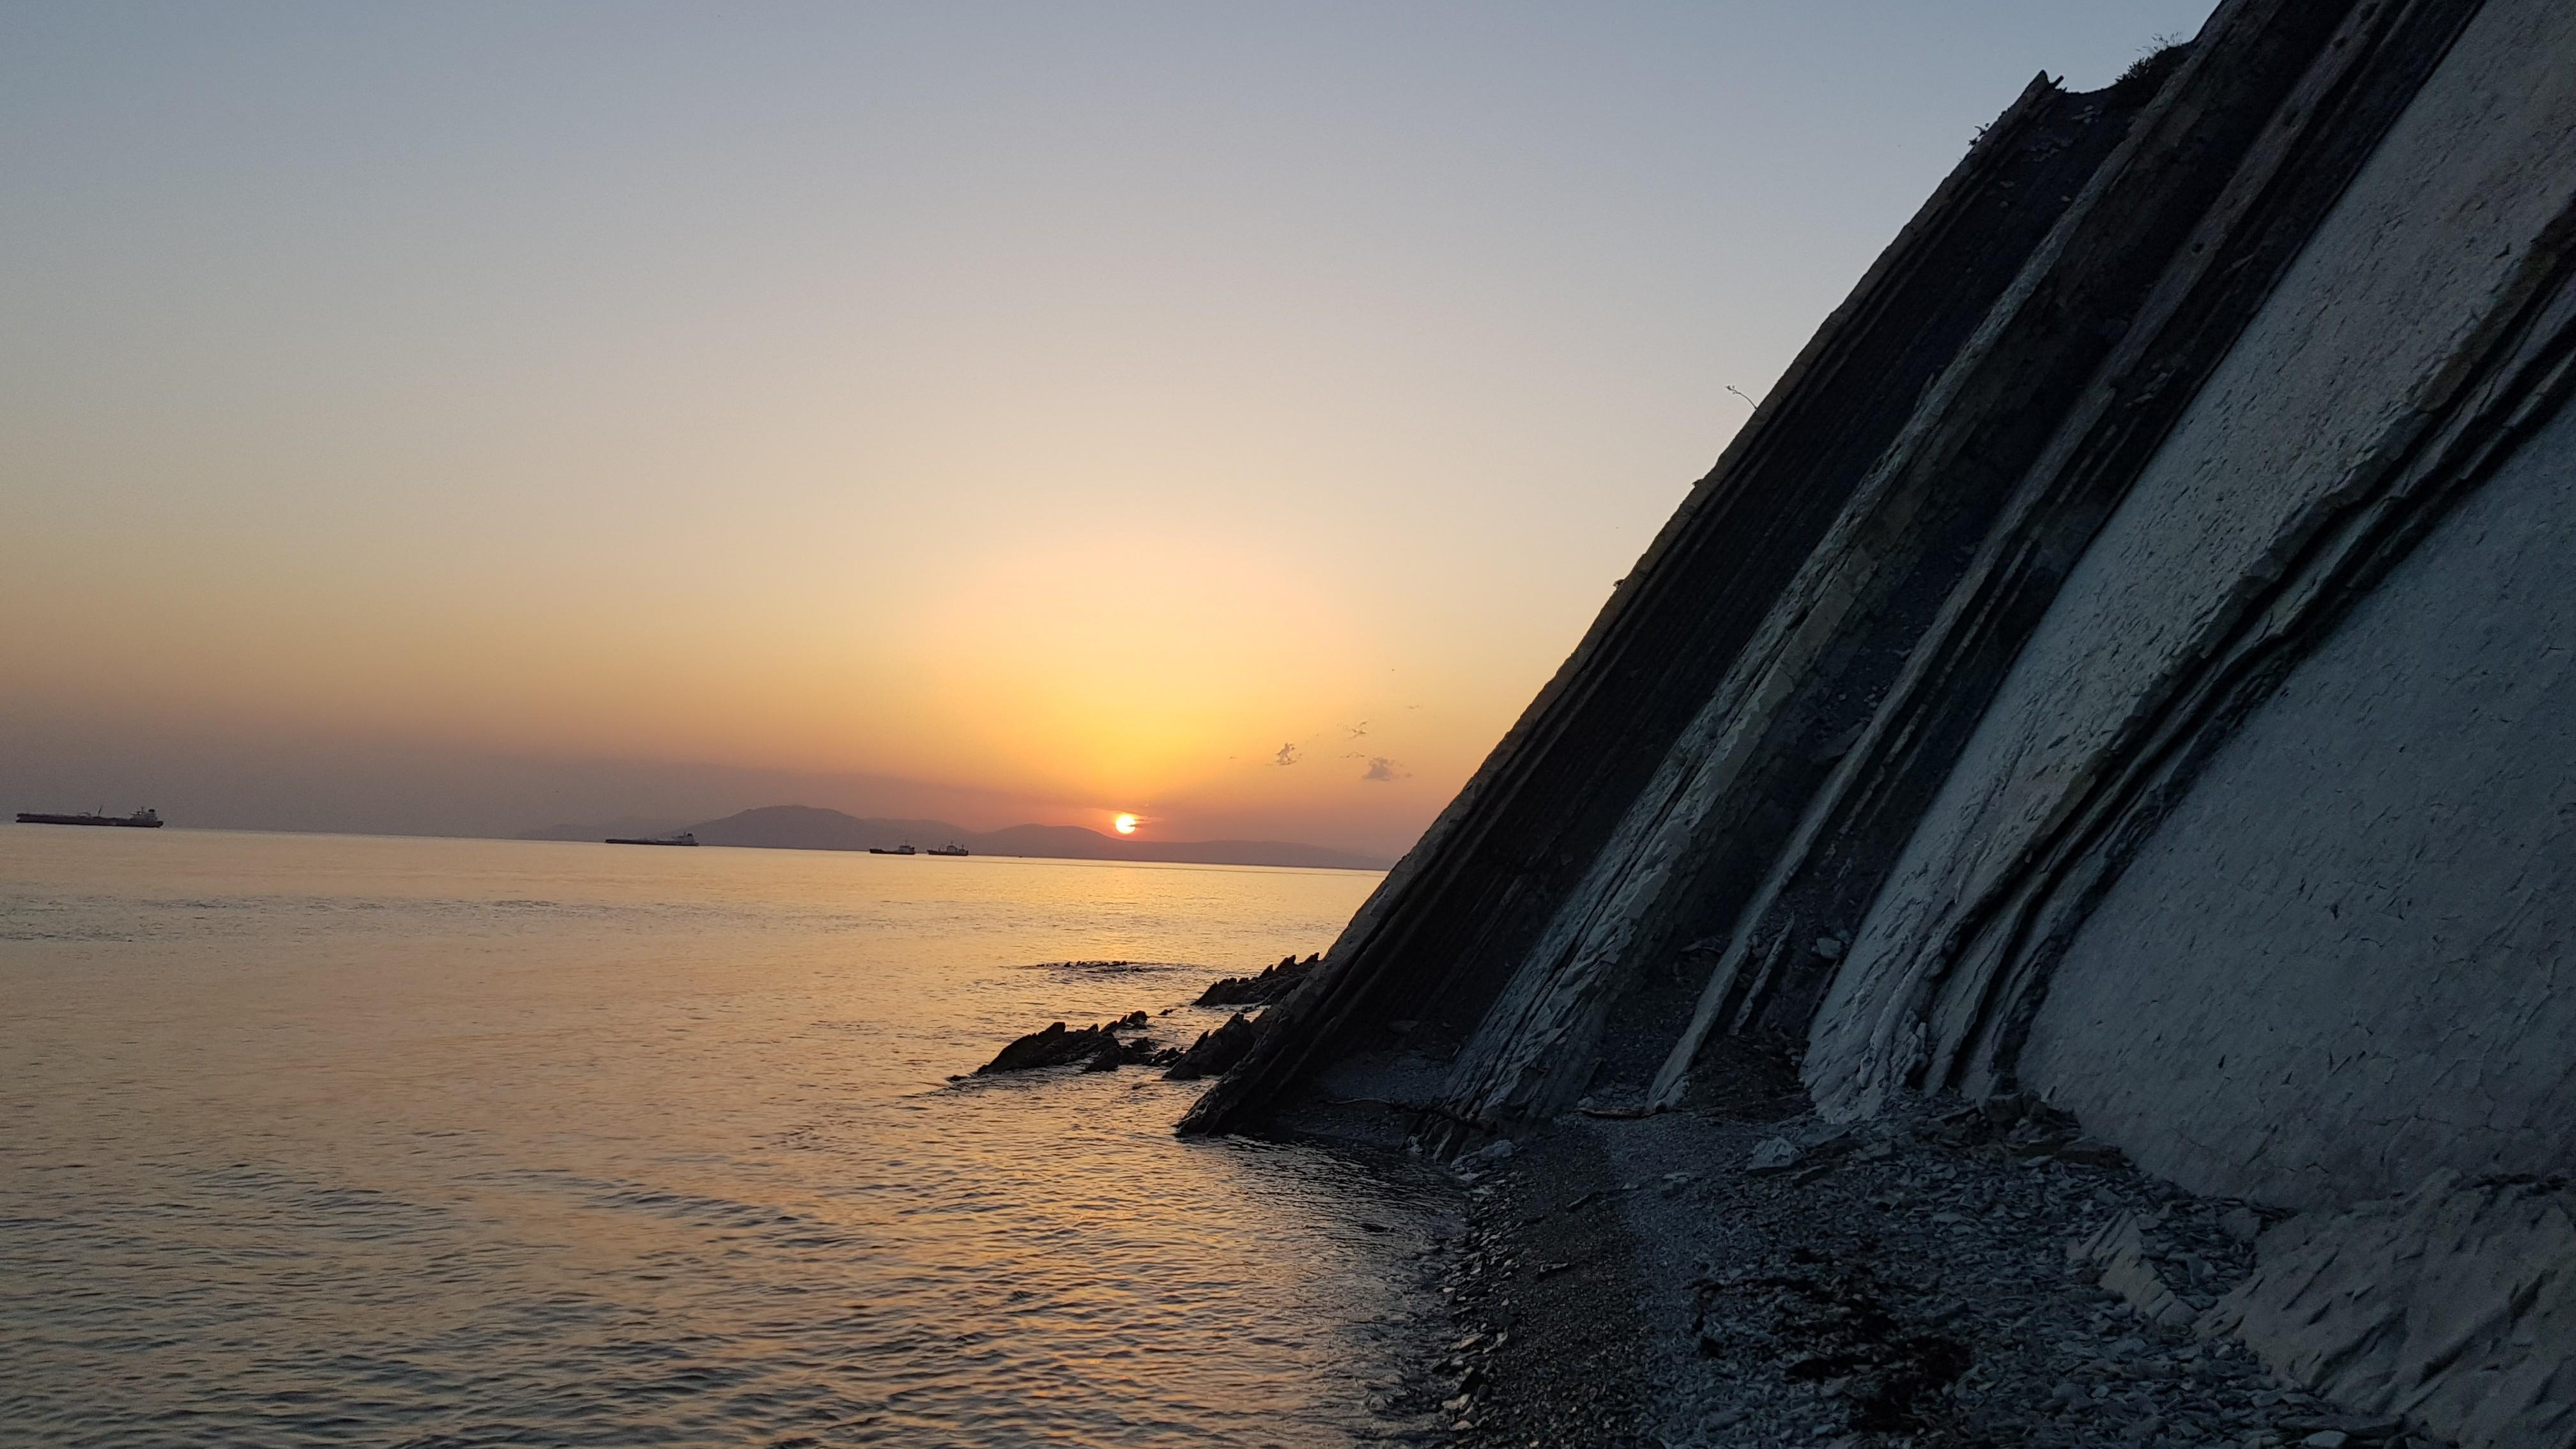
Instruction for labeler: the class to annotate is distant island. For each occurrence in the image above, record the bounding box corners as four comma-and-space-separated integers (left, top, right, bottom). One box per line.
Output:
519, 804, 1393, 871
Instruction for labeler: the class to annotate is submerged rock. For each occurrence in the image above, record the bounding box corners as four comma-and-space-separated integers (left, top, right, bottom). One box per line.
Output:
1195, 954, 1322, 1007
976, 1021, 1115, 1073
1082, 1034, 1172, 1072
976, 1017, 1172, 1075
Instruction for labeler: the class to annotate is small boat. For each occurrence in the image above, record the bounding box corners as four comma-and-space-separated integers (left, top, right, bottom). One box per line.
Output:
606, 831, 698, 847
16, 808, 163, 829
868, 843, 917, 855
926, 842, 970, 857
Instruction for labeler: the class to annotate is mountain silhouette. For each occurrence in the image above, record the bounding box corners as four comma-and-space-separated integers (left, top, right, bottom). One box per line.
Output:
525, 804, 1391, 871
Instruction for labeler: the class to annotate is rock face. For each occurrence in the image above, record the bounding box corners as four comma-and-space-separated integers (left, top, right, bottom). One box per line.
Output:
1799, 0, 2576, 1208
1181, 3, 2576, 1443
2208, 1172, 2576, 1447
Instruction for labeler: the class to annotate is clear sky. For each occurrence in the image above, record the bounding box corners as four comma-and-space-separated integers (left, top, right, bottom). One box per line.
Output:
2, 1, 2216, 854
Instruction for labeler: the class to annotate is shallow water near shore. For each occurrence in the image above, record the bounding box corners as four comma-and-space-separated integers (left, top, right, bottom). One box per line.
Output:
0, 826, 1429, 1447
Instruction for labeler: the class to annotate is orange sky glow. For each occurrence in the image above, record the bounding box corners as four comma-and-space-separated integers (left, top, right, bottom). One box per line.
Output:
0, 4, 2216, 857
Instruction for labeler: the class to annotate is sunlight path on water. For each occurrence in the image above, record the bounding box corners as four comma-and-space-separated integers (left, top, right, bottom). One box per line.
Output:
0, 827, 1429, 1447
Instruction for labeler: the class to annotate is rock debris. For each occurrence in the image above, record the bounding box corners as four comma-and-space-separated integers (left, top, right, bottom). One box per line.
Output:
1373, 1098, 2454, 1449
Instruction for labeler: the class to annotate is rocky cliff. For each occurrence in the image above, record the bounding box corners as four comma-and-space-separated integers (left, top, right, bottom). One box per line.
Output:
1185, 1, 2576, 1443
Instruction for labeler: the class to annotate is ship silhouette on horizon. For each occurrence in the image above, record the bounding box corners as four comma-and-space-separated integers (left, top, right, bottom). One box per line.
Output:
17, 807, 164, 829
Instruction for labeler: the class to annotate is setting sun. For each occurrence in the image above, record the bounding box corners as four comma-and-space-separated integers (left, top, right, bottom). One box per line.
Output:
1114, 813, 1139, 834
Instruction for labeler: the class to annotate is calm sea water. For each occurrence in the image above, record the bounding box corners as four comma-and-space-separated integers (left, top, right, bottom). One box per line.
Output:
0, 827, 1441, 1448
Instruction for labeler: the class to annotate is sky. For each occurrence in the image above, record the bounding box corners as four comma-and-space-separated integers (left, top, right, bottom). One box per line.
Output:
1, 1, 2218, 856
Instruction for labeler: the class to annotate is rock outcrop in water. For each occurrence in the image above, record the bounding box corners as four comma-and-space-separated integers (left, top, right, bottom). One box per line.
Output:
1195, 954, 1323, 1008
1184, 3, 2576, 1443
1163, 1012, 1265, 1082
974, 1015, 1169, 1074
968, 1010, 1270, 1082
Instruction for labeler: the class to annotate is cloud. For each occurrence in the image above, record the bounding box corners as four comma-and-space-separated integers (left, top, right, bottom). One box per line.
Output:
1273, 742, 1300, 767
1360, 756, 1406, 783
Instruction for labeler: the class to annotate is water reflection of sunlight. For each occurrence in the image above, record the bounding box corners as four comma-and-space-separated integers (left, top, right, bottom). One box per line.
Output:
1, 829, 1412, 1447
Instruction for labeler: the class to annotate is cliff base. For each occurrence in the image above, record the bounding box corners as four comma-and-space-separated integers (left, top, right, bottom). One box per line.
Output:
1420, 1098, 2463, 1449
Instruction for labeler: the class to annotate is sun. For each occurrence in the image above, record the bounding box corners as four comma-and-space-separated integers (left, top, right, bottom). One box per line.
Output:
1113, 813, 1138, 835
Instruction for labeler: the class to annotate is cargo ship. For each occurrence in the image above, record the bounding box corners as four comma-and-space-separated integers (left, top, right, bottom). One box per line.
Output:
17, 808, 164, 828
606, 831, 697, 847
868, 843, 916, 855
926, 843, 969, 857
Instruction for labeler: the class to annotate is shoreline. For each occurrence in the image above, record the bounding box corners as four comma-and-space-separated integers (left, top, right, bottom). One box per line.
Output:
988, 969, 2433, 1446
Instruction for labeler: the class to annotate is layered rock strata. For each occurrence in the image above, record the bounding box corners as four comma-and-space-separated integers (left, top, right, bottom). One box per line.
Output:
1184, 1, 2576, 1441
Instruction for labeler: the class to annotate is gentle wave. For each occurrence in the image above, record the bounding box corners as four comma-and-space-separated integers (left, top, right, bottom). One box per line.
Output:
0, 828, 1427, 1447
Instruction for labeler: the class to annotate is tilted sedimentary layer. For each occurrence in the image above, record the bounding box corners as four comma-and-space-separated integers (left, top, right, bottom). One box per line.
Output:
1185, 1, 2576, 1442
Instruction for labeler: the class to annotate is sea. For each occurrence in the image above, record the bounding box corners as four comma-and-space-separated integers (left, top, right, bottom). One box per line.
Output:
0, 825, 1445, 1448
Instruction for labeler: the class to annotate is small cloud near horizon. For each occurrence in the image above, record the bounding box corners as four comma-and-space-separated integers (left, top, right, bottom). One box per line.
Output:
1361, 756, 1406, 783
